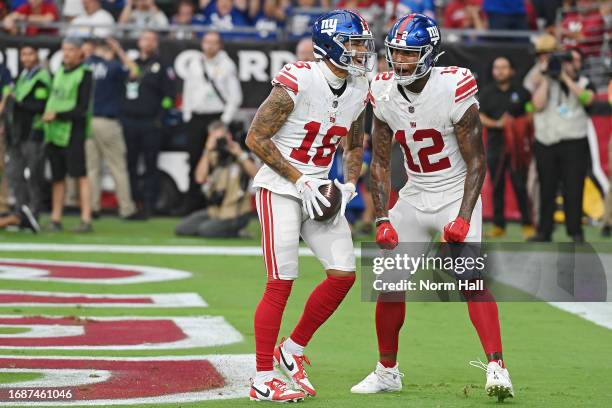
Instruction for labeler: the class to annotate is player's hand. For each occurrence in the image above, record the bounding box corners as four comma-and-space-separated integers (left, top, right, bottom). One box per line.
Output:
376, 221, 398, 250
295, 175, 331, 219
443, 216, 470, 243
332, 179, 356, 225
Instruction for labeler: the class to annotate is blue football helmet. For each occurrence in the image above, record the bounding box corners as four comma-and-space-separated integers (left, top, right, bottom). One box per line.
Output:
312, 9, 376, 76
385, 13, 444, 85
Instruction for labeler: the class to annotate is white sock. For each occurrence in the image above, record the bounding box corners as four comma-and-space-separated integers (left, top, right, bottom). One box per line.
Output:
283, 337, 305, 356
255, 370, 275, 383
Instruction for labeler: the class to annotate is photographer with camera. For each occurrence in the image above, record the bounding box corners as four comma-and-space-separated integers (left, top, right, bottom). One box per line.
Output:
529, 48, 595, 243
175, 120, 258, 238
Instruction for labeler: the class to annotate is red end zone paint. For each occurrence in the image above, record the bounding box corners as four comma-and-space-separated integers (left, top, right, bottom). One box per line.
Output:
0, 358, 225, 400
0, 261, 138, 279
0, 294, 153, 304
0, 317, 185, 347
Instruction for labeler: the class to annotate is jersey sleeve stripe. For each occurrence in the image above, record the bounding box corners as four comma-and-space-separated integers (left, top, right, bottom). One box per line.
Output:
281, 69, 297, 81
455, 78, 477, 99
455, 85, 478, 103
272, 74, 299, 94
457, 75, 474, 87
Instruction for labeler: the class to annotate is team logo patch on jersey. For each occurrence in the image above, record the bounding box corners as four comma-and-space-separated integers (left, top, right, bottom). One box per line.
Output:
321, 19, 338, 36
409, 106, 415, 113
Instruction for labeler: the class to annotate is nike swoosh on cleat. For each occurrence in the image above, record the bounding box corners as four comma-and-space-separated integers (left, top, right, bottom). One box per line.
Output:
280, 348, 295, 371
251, 385, 270, 398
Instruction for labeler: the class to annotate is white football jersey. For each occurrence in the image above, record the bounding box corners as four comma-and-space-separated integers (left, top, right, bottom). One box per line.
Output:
370, 66, 479, 210
253, 60, 369, 198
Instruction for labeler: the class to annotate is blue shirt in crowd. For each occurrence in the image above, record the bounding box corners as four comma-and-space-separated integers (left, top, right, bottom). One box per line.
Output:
483, 0, 526, 15
0, 63, 12, 93
85, 55, 128, 118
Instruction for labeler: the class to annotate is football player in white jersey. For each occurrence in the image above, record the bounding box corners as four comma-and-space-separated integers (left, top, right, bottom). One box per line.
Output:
351, 14, 515, 402
245, 10, 376, 403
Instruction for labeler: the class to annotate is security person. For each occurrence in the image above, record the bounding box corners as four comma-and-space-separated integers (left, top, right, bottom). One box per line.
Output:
43, 37, 94, 233
121, 30, 176, 218
0, 46, 51, 232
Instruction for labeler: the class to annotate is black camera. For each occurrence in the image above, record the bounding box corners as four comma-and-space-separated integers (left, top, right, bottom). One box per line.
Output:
215, 137, 232, 164
545, 52, 573, 80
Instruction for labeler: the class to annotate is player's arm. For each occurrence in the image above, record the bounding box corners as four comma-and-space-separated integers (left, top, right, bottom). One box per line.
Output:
454, 103, 486, 221
245, 85, 302, 183
370, 115, 394, 220
343, 110, 365, 186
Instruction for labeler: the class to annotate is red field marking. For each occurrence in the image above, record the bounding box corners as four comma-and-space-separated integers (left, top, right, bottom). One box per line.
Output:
0, 358, 224, 400
0, 259, 191, 284
0, 355, 254, 405
0, 294, 152, 304
0, 262, 137, 279
0, 316, 184, 347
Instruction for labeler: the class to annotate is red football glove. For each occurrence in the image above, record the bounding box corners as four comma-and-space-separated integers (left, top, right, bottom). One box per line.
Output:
443, 217, 470, 243
376, 221, 399, 250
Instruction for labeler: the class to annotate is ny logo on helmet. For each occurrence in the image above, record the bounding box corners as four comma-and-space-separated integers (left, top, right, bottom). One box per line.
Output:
321, 19, 338, 36
426, 26, 440, 45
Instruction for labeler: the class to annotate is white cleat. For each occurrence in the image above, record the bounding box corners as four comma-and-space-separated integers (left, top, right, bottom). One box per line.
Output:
249, 377, 305, 403
470, 359, 515, 402
350, 362, 404, 394
273, 340, 316, 397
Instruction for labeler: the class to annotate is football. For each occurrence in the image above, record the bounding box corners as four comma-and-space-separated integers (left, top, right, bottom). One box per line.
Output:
313, 182, 342, 222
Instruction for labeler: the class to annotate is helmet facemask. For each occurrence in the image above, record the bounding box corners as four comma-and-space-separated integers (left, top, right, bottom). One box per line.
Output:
332, 34, 376, 76
385, 41, 443, 85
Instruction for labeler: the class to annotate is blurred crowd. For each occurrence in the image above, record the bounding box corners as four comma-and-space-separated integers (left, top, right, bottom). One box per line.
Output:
0, 0, 610, 41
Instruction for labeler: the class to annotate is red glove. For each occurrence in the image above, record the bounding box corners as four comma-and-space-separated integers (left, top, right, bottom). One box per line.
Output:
376, 221, 399, 250
443, 217, 470, 243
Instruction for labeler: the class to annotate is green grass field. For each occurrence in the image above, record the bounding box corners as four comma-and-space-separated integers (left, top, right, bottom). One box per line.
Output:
0, 216, 611, 408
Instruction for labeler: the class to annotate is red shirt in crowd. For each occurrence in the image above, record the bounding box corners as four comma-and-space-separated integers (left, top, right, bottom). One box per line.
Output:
444, 0, 485, 29
15, 1, 58, 36
562, 10, 605, 56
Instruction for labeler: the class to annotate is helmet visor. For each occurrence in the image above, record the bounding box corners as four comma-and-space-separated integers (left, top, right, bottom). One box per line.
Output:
385, 41, 433, 84
337, 35, 376, 74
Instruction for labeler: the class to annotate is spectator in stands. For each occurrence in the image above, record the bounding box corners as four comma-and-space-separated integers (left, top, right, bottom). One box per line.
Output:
530, 48, 595, 243
121, 30, 176, 218
119, 0, 169, 37
172, 0, 206, 39
68, 0, 115, 38
444, 0, 487, 30
43, 37, 94, 233
2, 0, 58, 36
483, 0, 528, 30
262, 0, 290, 25
295, 37, 314, 61
0, 1, 9, 20
0, 61, 13, 215
202, 0, 251, 31
531, 0, 562, 32
179, 31, 243, 216
84, 38, 141, 221
286, 0, 329, 38
102, 0, 125, 17
176, 120, 258, 238
0, 45, 51, 232
560, 0, 605, 56
386, 0, 434, 29
63, 0, 85, 21
480, 56, 534, 239
336, 0, 384, 24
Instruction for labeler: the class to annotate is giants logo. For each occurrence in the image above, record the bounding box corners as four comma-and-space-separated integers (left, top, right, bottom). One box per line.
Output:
426, 26, 440, 45
321, 19, 338, 36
